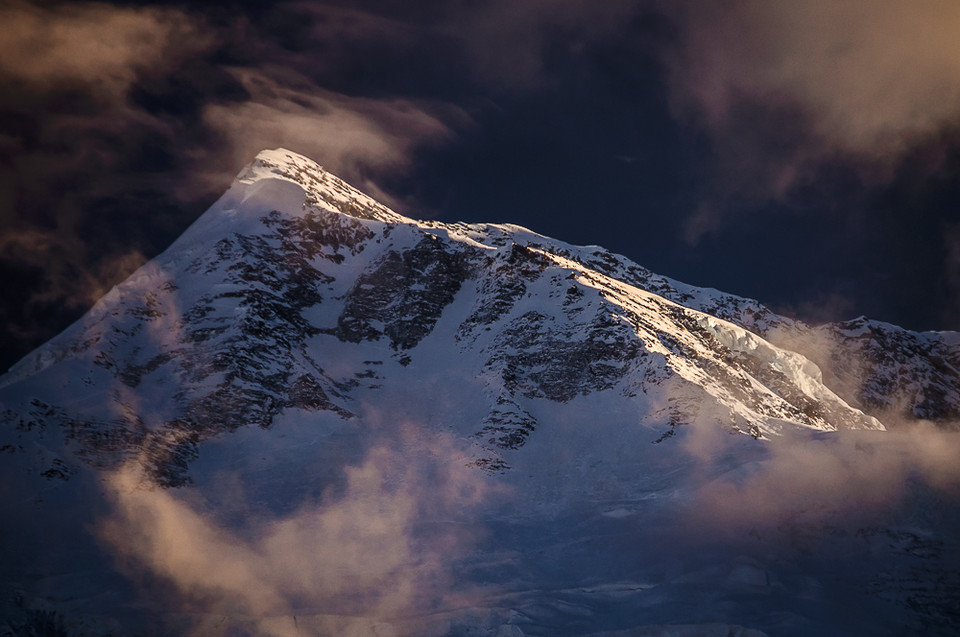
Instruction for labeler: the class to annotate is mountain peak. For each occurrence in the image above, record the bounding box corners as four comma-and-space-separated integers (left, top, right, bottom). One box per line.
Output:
3, 150, 960, 635
227, 147, 408, 224
0, 144, 893, 481
238, 147, 328, 186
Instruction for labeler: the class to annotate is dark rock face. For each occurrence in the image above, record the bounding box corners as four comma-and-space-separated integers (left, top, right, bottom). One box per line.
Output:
488, 308, 641, 403
457, 245, 544, 341
1, 201, 373, 485
139, 209, 371, 483
333, 235, 474, 350
808, 319, 960, 427
263, 208, 374, 263
175, 225, 333, 426
478, 398, 538, 451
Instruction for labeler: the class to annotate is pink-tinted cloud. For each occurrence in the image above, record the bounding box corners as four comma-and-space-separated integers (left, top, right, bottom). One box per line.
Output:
665, 0, 960, 157
683, 426, 960, 534
99, 423, 498, 636
656, 0, 960, 243
199, 68, 463, 212
0, 1, 208, 98
0, 1, 471, 364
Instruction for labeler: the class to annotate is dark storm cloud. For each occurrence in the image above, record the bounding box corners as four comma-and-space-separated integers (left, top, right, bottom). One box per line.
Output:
0, 0, 213, 364
437, 0, 638, 91
275, 0, 637, 94
0, 1, 204, 93
659, 0, 960, 236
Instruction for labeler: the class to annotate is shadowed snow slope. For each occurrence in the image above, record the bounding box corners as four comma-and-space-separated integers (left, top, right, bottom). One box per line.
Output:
1, 149, 959, 636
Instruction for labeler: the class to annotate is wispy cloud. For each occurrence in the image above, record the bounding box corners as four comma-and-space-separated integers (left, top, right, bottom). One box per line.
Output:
665, 0, 960, 157
659, 0, 960, 242
198, 67, 461, 211
0, 1, 207, 96
683, 426, 960, 534
0, 229, 147, 311
0, 1, 472, 366
99, 422, 499, 636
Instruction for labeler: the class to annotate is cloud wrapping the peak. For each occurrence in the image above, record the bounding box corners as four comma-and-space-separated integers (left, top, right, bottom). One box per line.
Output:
2, 0, 960, 368
0, 0, 473, 367
200, 68, 462, 211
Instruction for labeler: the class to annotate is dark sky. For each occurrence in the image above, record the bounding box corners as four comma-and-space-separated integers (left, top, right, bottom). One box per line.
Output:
2, 0, 960, 370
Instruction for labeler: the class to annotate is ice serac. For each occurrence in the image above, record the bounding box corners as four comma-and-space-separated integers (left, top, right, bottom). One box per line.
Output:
2, 148, 959, 636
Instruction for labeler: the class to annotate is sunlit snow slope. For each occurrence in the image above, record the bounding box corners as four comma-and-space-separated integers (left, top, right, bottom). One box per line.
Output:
0, 149, 888, 482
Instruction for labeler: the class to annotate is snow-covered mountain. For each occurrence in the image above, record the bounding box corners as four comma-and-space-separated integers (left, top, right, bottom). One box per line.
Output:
1, 149, 959, 636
